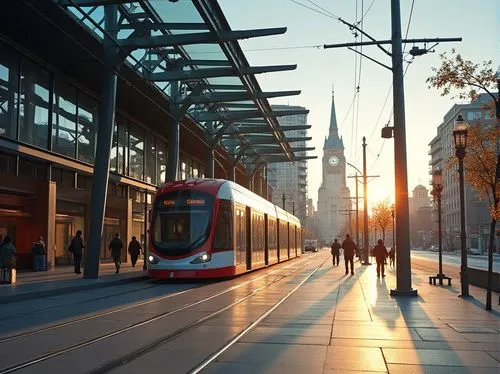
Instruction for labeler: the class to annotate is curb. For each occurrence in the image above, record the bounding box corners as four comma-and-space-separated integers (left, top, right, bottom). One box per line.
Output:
0, 274, 149, 305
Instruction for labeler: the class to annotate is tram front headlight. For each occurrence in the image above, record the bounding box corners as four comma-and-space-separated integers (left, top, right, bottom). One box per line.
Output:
148, 255, 159, 264
190, 253, 211, 264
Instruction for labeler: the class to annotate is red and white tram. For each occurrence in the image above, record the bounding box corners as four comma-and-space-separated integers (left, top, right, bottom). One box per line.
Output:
147, 179, 302, 279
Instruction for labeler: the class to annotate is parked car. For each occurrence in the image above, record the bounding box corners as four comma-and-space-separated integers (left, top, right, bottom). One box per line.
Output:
467, 248, 481, 255
429, 245, 439, 252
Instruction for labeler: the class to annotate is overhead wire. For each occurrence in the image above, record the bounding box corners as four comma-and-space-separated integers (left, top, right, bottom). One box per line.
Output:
353, 0, 364, 164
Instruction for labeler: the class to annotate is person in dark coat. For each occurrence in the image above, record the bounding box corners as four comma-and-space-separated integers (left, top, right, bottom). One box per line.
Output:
109, 233, 123, 274
0, 236, 16, 269
128, 236, 142, 267
31, 236, 46, 271
69, 230, 84, 274
341, 234, 357, 275
331, 239, 341, 266
389, 247, 395, 268
373, 239, 389, 277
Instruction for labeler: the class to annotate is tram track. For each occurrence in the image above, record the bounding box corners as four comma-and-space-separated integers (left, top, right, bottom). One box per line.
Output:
0, 258, 305, 344
87, 255, 329, 374
0, 283, 164, 322
0, 258, 312, 373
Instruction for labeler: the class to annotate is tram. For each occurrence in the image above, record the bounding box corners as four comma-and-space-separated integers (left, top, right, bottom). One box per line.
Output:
147, 179, 302, 279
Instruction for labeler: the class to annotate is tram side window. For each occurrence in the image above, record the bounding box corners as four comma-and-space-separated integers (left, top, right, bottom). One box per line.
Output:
214, 200, 233, 250
268, 219, 277, 255
235, 208, 246, 264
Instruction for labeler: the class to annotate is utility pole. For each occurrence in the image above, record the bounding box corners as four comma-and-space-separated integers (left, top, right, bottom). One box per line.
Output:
323, 1, 461, 296
362, 137, 370, 265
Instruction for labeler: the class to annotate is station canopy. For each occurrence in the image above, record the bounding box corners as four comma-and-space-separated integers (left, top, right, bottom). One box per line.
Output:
58, 0, 316, 168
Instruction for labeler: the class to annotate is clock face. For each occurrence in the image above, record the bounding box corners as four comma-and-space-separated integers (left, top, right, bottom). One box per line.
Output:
328, 155, 339, 167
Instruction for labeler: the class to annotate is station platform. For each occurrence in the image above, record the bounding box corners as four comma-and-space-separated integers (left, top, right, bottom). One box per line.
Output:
204, 253, 500, 374
0, 261, 147, 304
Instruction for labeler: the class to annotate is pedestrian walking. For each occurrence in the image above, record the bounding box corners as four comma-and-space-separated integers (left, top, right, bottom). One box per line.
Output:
373, 239, 389, 277
109, 233, 123, 274
389, 247, 395, 268
69, 230, 84, 274
31, 236, 46, 271
0, 236, 16, 284
128, 236, 142, 267
331, 239, 341, 266
341, 234, 357, 275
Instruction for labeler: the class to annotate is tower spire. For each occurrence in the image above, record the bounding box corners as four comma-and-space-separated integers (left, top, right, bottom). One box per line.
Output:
324, 89, 343, 149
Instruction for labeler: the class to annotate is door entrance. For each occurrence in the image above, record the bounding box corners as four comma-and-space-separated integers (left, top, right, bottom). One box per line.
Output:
55, 222, 72, 265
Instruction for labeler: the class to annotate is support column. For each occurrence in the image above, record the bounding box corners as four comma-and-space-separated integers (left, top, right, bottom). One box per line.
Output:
84, 5, 118, 279
229, 166, 236, 182
206, 147, 215, 178
390, 0, 416, 296
167, 80, 180, 182
34, 180, 56, 271
120, 198, 132, 264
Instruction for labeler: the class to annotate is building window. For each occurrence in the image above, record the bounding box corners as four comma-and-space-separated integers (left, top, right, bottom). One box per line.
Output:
18, 158, 46, 180
145, 134, 156, 185
19, 59, 50, 149
117, 116, 128, 175
77, 92, 98, 164
181, 161, 186, 180
129, 122, 144, 180
109, 122, 118, 172
52, 79, 77, 158
157, 140, 166, 184
0, 43, 19, 140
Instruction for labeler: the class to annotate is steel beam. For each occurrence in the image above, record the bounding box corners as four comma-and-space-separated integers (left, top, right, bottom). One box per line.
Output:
119, 23, 209, 31
167, 80, 180, 182
202, 84, 246, 90
146, 65, 296, 82
119, 28, 287, 49
194, 109, 309, 122
84, 5, 118, 279
223, 125, 311, 134
183, 90, 301, 105
58, 0, 136, 5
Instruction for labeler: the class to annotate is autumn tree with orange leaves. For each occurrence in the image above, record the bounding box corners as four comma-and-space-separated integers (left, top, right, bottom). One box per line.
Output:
427, 49, 499, 310
371, 199, 393, 243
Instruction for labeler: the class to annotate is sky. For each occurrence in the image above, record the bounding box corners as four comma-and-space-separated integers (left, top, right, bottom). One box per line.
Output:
218, 0, 499, 211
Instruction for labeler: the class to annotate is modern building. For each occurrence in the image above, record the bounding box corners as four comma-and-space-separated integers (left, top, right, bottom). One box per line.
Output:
0, 1, 314, 271
409, 185, 432, 248
428, 93, 496, 252
267, 105, 309, 223
317, 92, 350, 243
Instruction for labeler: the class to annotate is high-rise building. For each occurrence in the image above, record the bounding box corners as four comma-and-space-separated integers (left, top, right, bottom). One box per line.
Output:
317, 92, 350, 243
267, 105, 308, 223
428, 93, 496, 252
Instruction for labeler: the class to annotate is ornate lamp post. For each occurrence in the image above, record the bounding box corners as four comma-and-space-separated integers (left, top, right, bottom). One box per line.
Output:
431, 170, 447, 285
453, 114, 469, 297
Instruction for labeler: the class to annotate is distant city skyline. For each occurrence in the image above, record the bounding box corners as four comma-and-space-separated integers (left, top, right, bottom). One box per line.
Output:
219, 0, 498, 211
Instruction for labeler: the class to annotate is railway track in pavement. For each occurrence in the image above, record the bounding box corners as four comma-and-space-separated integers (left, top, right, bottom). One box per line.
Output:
0, 255, 320, 373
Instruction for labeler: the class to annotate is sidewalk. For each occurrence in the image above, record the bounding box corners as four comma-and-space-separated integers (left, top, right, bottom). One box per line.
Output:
209, 253, 500, 374
0, 261, 148, 304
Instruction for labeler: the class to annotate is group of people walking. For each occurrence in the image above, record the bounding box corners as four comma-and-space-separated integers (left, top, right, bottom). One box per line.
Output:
331, 235, 395, 278
68, 232, 143, 274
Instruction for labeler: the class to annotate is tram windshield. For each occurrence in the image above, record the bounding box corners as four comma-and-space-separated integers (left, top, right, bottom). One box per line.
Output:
152, 190, 214, 256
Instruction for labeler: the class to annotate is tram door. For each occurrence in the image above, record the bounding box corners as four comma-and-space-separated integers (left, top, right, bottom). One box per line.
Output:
264, 214, 269, 266
246, 207, 251, 270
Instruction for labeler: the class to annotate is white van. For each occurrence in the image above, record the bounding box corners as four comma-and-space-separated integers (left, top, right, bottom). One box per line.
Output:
304, 239, 318, 252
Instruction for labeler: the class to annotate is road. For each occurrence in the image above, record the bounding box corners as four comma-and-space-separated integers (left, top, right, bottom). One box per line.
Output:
411, 250, 500, 272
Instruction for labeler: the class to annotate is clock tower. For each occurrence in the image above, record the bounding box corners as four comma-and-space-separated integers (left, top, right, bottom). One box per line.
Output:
317, 92, 350, 243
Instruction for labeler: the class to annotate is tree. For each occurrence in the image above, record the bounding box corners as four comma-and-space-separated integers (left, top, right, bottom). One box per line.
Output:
427, 50, 499, 310
371, 199, 393, 242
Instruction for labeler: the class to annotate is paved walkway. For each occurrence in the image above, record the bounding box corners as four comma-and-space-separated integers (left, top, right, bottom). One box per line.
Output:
0, 261, 147, 304
207, 252, 500, 374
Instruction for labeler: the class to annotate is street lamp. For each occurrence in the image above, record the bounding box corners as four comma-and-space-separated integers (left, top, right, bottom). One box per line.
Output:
453, 114, 469, 297
431, 169, 447, 285
391, 204, 395, 250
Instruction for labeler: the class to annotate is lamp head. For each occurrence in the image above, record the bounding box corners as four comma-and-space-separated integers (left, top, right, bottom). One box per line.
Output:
453, 114, 468, 150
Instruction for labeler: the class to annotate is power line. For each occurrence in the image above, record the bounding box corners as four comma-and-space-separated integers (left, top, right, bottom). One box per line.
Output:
289, 0, 338, 19
304, 0, 341, 19
356, 0, 376, 25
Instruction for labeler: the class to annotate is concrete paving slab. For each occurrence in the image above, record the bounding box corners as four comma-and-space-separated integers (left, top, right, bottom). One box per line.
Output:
387, 364, 499, 374
324, 346, 387, 372
382, 348, 499, 367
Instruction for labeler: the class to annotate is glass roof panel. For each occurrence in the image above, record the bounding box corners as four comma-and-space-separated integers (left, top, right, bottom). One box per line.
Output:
58, 0, 305, 164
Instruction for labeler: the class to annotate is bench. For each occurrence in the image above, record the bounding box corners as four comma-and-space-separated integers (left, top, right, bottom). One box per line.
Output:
429, 275, 452, 286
